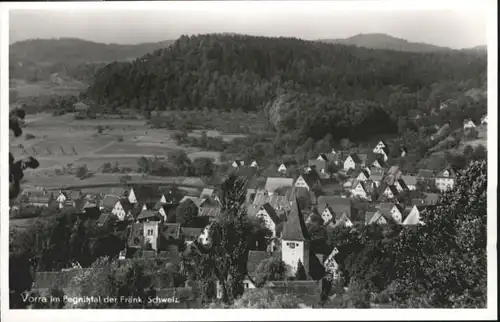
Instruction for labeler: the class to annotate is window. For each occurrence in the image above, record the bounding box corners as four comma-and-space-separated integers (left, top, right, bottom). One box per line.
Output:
287, 242, 296, 249
147, 229, 154, 236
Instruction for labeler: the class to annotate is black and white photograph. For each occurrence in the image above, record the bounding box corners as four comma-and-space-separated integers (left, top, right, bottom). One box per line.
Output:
2, 0, 497, 320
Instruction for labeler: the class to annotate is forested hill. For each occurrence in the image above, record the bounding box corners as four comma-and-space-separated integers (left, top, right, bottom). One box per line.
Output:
10, 38, 175, 64
9, 38, 175, 82
86, 33, 486, 141
318, 33, 452, 53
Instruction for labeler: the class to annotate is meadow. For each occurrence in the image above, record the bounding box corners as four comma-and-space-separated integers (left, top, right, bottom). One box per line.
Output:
10, 113, 234, 189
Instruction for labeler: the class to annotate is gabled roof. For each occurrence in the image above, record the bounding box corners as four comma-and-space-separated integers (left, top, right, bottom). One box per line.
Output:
200, 188, 214, 198
436, 167, 457, 178
259, 203, 281, 224
29, 194, 53, 204
180, 196, 203, 207
264, 177, 294, 193
128, 206, 142, 218
370, 174, 384, 182
137, 210, 160, 221
384, 185, 399, 196
387, 166, 401, 176
130, 186, 163, 203
365, 210, 377, 223
101, 195, 120, 209
347, 154, 362, 164
252, 190, 293, 213
317, 196, 352, 219
282, 199, 309, 241
318, 154, 329, 161
401, 175, 417, 186
396, 179, 408, 190
117, 198, 133, 212
297, 171, 321, 188
97, 213, 112, 225
109, 187, 128, 198
356, 169, 370, 178
417, 169, 435, 179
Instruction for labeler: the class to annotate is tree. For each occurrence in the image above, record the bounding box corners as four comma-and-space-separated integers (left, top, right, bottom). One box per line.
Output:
75, 164, 89, 179
295, 260, 307, 280
175, 199, 198, 226
254, 257, 286, 286
393, 160, 487, 308
192, 157, 215, 177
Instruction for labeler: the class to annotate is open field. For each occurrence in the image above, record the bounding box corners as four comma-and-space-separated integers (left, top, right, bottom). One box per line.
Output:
11, 113, 234, 187
11, 79, 87, 98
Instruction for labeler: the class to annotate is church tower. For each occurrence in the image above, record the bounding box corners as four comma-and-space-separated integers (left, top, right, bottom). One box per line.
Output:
281, 198, 310, 278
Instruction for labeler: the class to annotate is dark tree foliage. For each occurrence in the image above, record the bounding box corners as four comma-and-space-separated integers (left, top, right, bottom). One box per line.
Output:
295, 260, 307, 281
176, 199, 199, 226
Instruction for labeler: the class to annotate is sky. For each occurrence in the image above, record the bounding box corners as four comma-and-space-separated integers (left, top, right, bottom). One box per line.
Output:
8, 2, 489, 49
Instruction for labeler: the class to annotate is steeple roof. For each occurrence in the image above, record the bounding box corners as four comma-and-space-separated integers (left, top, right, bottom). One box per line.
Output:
282, 198, 309, 241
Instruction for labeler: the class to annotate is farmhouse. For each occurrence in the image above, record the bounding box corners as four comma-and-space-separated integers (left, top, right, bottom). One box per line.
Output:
250, 161, 259, 168
253, 203, 283, 238
417, 169, 435, 182
374, 146, 390, 162
252, 189, 293, 214
382, 185, 399, 199
394, 179, 408, 193
112, 198, 134, 221
154, 202, 177, 222
402, 205, 434, 226
435, 167, 457, 192
317, 196, 352, 226
373, 140, 388, 154
351, 180, 370, 200
343, 154, 363, 172
371, 158, 387, 169
323, 248, 341, 281
317, 154, 329, 162
367, 203, 403, 225
463, 119, 476, 130
294, 172, 321, 191
277, 163, 288, 173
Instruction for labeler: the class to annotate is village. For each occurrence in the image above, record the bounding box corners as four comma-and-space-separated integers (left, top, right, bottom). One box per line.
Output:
16, 112, 487, 305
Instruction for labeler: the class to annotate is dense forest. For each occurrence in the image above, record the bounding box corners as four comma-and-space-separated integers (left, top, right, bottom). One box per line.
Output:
86, 33, 486, 143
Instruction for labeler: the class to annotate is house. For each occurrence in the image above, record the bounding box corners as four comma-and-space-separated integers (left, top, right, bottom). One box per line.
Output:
481, 115, 487, 125
439, 100, 451, 110
394, 179, 408, 193
326, 149, 341, 165
308, 159, 328, 176
264, 177, 294, 196
294, 172, 321, 192
317, 154, 329, 162
137, 209, 162, 223
232, 160, 245, 168
343, 154, 363, 172
463, 119, 476, 130
317, 196, 352, 225
112, 198, 134, 221
374, 146, 390, 162
323, 248, 341, 281
254, 203, 282, 238
417, 169, 435, 182
355, 169, 370, 182
199, 206, 222, 222
128, 186, 162, 205
367, 203, 403, 225
180, 195, 203, 207
250, 161, 259, 168
402, 205, 434, 226
252, 189, 293, 215
200, 188, 215, 199
373, 140, 388, 154
281, 199, 311, 277
277, 163, 288, 173
56, 191, 70, 207
435, 167, 457, 192
28, 193, 54, 208
401, 175, 417, 191
351, 180, 370, 200
100, 195, 120, 211
382, 185, 399, 199
158, 188, 182, 205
